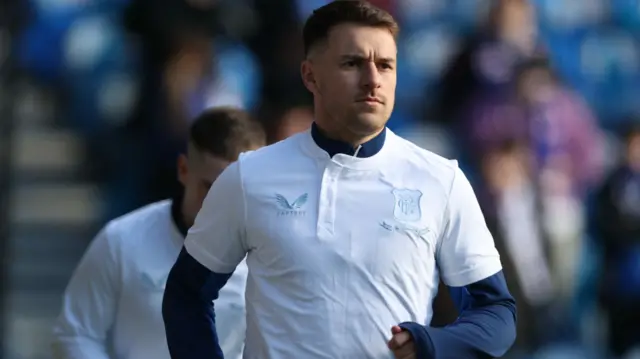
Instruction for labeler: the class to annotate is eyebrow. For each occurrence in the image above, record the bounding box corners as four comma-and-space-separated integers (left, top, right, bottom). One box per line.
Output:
340, 54, 396, 64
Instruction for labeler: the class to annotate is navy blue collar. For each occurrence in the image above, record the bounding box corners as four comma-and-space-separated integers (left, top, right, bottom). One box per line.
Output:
310, 122, 385, 158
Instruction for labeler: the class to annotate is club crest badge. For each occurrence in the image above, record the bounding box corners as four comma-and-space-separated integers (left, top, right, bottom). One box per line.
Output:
392, 188, 422, 222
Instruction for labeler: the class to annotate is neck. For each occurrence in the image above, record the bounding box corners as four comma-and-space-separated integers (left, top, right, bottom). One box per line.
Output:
180, 200, 194, 228
313, 119, 384, 148
170, 192, 191, 237
310, 122, 385, 158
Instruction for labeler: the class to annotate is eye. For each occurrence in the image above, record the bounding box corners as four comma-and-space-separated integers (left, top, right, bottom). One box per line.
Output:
379, 63, 394, 70
343, 61, 357, 68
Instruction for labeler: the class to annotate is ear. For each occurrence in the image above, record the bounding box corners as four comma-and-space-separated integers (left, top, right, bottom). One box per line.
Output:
300, 59, 318, 93
177, 154, 189, 186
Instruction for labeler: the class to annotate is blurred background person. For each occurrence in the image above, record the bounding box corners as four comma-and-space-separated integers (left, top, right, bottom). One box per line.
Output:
515, 59, 604, 322
3, 0, 640, 358
118, 0, 219, 206
595, 122, 640, 359
465, 57, 605, 323
110, 0, 233, 218
425, 0, 541, 333
433, 0, 538, 132
478, 140, 555, 352
51, 107, 266, 359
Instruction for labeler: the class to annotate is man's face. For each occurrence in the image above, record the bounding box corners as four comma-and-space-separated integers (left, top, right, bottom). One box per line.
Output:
302, 23, 397, 138
178, 152, 232, 225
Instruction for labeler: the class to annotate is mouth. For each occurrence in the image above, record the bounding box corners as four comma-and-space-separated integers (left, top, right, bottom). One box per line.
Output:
356, 97, 383, 104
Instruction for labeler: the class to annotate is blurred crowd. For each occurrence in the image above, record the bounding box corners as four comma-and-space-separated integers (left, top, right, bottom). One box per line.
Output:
8, 0, 640, 358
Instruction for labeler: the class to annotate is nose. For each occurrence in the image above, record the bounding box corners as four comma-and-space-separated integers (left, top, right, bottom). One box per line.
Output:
360, 62, 382, 91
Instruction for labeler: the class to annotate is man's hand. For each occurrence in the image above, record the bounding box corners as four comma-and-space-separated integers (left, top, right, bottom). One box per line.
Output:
387, 325, 416, 359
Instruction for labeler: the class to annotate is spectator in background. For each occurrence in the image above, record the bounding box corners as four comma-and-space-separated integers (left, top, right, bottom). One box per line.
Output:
465, 57, 604, 343
595, 123, 640, 359
432, 0, 537, 130
515, 59, 603, 308
123, 0, 221, 136
109, 0, 222, 217
478, 140, 554, 352
516, 58, 604, 197
421, 0, 539, 335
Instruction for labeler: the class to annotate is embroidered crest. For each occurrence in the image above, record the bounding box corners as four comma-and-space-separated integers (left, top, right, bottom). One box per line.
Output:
392, 188, 422, 222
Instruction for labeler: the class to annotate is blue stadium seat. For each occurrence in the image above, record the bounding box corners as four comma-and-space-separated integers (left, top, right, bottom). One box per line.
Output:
540, 26, 640, 127
15, 5, 88, 81
18, 0, 134, 75
572, 28, 640, 126
204, 38, 262, 112
396, 0, 448, 33
63, 16, 134, 76
611, 0, 640, 33
535, 0, 607, 35
446, 0, 489, 30
62, 15, 138, 135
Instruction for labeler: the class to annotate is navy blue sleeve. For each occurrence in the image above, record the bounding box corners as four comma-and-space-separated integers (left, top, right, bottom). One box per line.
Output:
162, 247, 234, 359
399, 271, 517, 359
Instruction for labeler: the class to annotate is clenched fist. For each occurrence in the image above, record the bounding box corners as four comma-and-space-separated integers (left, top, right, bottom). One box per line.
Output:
387, 326, 416, 359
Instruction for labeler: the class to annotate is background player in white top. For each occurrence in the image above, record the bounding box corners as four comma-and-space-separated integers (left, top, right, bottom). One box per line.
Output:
163, 2, 517, 358
52, 107, 266, 359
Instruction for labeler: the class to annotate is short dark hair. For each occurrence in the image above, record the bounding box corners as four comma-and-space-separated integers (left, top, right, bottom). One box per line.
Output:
189, 107, 266, 161
302, 0, 399, 56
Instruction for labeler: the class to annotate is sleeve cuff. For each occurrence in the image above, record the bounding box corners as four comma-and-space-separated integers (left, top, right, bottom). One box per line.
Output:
398, 322, 435, 359
441, 261, 502, 287
184, 240, 236, 274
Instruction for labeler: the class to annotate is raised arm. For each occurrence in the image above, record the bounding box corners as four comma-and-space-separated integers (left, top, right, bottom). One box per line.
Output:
399, 164, 517, 358
51, 229, 120, 359
163, 160, 249, 359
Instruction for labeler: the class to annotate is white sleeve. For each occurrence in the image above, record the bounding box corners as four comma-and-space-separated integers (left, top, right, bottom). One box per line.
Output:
51, 228, 119, 359
184, 160, 248, 274
436, 164, 503, 287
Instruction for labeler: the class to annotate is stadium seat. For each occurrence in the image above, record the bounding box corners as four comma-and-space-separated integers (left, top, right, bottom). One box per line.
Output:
611, 0, 640, 33
535, 0, 607, 35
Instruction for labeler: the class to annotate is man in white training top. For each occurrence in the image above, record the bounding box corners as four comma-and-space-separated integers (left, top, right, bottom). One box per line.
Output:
52, 107, 266, 359
163, 2, 517, 358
